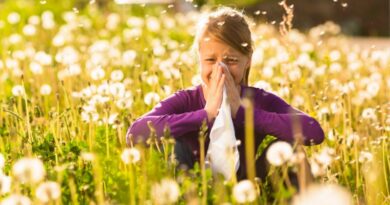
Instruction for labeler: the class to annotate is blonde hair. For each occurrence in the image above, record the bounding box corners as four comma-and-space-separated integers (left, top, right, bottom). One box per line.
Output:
193, 7, 254, 85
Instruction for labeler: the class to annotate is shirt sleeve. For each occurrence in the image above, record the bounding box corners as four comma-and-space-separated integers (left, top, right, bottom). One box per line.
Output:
126, 90, 210, 145
234, 88, 324, 145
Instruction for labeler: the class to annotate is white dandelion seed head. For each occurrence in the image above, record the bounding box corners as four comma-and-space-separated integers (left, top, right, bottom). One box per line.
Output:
0, 174, 12, 195
12, 157, 46, 184
7, 12, 21, 24
80, 152, 95, 161
361, 108, 377, 121
292, 184, 353, 205
233, 180, 257, 203
34, 51, 52, 66
314, 147, 335, 167
146, 75, 159, 85
358, 151, 373, 163
346, 132, 360, 147
12, 85, 26, 97
121, 148, 141, 164
81, 111, 99, 123
146, 17, 160, 32
122, 50, 137, 66
253, 80, 272, 91
0, 153, 4, 169
9, 34, 22, 45
262, 66, 274, 79
35, 181, 61, 203
1, 194, 31, 205
90, 67, 105, 80
22, 24, 36, 36
266, 141, 293, 166
103, 113, 118, 125
40, 84, 52, 96
110, 70, 124, 82
151, 178, 180, 205
144, 92, 160, 106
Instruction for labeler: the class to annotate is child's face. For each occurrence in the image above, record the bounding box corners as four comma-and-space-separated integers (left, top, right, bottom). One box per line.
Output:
198, 35, 251, 86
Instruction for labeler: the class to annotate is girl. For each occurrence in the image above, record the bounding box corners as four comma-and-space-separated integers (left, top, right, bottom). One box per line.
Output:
126, 7, 324, 181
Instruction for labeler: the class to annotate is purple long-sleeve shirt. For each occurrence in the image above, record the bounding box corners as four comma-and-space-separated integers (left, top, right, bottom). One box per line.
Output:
127, 84, 324, 169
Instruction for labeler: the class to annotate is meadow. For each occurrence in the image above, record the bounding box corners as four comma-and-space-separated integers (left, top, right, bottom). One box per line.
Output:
0, 1, 389, 204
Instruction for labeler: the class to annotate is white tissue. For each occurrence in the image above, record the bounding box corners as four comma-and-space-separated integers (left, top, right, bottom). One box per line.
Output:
206, 62, 240, 180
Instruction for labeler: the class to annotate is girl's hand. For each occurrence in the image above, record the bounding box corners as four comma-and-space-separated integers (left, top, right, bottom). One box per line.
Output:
220, 63, 241, 119
204, 63, 225, 122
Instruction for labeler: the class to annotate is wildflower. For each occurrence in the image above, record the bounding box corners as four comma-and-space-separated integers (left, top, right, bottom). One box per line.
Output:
292, 184, 353, 205
121, 148, 141, 164
80, 152, 95, 161
81, 111, 99, 123
0, 174, 11, 195
12, 157, 46, 184
90, 67, 105, 80
0, 153, 4, 169
358, 151, 373, 163
12, 85, 26, 97
110, 70, 124, 81
35, 181, 61, 203
1, 194, 31, 205
122, 50, 137, 66
22, 24, 36, 36
146, 17, 160, 32
40, 84, 52, 96
144, 92, 160, 106
146, 75, 159, 86
151, 178, 180, 205
346, 132, 360, 147
266, 141, 293, 166
7, 12, 21, 24
102, 113, 118, 125
361, 108, 377, 121
233, 180, 257, 203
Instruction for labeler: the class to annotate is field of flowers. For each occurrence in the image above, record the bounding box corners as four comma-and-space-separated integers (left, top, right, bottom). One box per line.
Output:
0, 1, 389, 204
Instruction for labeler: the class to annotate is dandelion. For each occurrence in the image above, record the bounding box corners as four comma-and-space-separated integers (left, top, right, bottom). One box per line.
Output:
153, 45, 166, 56
81, 111, 99, 123
346, 132, 360, 147
7, 12, 21, 24
90, 67, 105, 80
122, 50, 137, 66
110, 70, 124, 81
144, 92, 160, 106
292, 184, 353, 205
12, 157, 45, 184
40, 84, 52, 96
12, 85, 26, 97
146, 75, 159, 85
22, 24, 36, 36
80, 152, 95, 161
361, 108, 377, 120
1, 194, 31, 205
0, 153, 4, 169
151, 178, 180, 205
358, 151, 373, 163
103, 113, 118, 125
266, 141, 293, 166
146, 17, 160, 32
121, 148, 141, 164
233, 180, 257, 203
35, 181, 61, 203
0, 174, 11, 195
